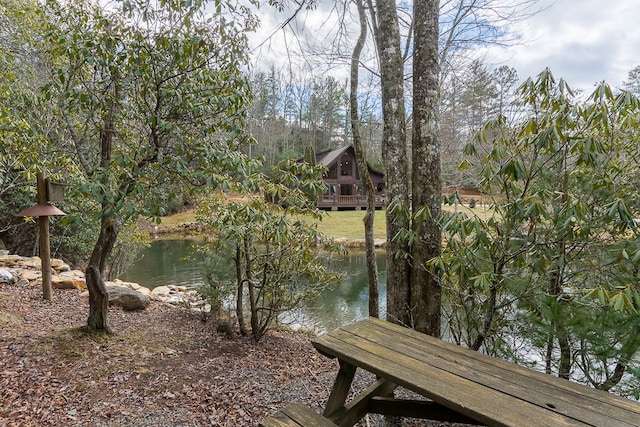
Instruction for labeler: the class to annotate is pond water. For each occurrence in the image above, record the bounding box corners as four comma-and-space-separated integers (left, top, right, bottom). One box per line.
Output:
120, 239, 387, 332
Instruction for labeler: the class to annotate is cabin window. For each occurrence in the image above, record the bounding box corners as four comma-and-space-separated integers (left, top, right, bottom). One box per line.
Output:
341, 184, 353, 196
340, 155, 352, 176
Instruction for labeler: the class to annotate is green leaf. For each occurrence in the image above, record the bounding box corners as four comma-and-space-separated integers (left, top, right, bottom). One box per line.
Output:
463, 142, 477, 156
612, 293, 624, 311
598, 288, 607, 306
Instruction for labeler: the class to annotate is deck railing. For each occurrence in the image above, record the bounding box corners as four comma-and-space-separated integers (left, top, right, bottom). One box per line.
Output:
317, 195, 386, 209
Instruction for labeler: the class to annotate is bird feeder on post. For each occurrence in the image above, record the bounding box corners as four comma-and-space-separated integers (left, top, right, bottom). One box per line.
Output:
17, 172, 66, 301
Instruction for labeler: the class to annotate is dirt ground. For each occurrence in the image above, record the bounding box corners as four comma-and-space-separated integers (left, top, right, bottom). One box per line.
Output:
0, 283, 336, 426
0, 283, 475, 427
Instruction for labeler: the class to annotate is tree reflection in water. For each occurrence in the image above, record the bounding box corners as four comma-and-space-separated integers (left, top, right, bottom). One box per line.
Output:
121, 240, 387, 332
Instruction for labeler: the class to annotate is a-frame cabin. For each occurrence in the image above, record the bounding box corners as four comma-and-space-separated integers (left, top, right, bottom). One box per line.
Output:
314, 145, 385, 210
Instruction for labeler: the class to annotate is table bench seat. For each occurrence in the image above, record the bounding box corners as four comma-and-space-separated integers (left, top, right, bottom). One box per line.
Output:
312, 317, 640, 427
262, 402, 336, 427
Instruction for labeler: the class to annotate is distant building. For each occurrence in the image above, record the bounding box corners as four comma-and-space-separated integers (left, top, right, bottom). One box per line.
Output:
313, 145, 385, 210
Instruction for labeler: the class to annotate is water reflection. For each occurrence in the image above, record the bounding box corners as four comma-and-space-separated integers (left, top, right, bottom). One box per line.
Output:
294, 252, 387, 333
121, 240, 386, 332
121, 240, 207, 289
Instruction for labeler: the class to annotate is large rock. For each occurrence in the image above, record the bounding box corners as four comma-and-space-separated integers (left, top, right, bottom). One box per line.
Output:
23, 257, 42, 269
20, 270, 41, 281
15, 278, 29, 287
51, 258, 70, 272
0, 255, 23, 267
0, 269, 13, 284
105, 279, 152, 297
128, 283, 152, 297
52, 277, 86, 290
150, 285, 193, 304
151, 285, 171, 297
52, 270, 87, 290
107, 285, 150, 311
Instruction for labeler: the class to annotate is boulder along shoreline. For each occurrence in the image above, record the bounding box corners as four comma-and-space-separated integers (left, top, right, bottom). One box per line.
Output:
0, 252, 208, 313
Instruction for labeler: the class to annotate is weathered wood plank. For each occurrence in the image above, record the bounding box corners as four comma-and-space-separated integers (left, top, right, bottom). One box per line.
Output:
345, 319, 640, 426
314, 332, 578, 426
313, 318, 640, 427
323, 360, 357, 419
332, 379, 397, 427
261, 411, 300, 427
262, 402, 336, 427
368, 396, 484, 424
369, 318, 640, 413
353, 321, 640, 425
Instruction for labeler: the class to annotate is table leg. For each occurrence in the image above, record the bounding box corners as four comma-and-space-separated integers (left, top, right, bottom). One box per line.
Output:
323, 360, 357, 419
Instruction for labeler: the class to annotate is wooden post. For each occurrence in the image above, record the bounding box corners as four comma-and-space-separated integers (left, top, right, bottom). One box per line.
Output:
37, 172, 52, 301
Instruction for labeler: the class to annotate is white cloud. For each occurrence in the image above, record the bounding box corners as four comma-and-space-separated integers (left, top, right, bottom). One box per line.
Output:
249, 0, 640, 95
248, 1, 355, 78
484, 0, 640, 93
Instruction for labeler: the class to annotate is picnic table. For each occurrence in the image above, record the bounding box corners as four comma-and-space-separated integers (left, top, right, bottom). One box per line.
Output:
307, 317, 640, 427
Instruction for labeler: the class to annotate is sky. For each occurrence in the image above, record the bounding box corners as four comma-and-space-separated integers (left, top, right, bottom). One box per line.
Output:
249, 0, 640, 95
481, 0, 640, 93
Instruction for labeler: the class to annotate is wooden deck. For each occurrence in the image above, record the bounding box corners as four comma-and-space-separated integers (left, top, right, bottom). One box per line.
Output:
312, 318, 640, 427
317, 195, 385, 210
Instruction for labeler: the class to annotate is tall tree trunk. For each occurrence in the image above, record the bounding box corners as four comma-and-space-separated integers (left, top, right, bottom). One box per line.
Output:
245, 237, 259, 339
411, 0, 442, 336
85, 83, 119, 332
551, 165, 570, 378
373, 0, 411, 327
550, 265, 571, 379
85, 214, 120, 332
471, 270, 500, 351
351, 0, 379, 318
235, 244, 248, 335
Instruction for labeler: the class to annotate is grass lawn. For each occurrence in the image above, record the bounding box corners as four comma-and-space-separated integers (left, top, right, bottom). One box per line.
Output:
317, 204, 491, 240
159, 203, 493, 240
317, 210, 387, 240
158, 210, 198, 227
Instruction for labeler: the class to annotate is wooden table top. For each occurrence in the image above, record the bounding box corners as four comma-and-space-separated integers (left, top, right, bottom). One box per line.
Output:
312, 317, 640, 427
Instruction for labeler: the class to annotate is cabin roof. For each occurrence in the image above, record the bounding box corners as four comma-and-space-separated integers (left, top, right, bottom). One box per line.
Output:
315, 145, 383, 176
315, 146, 350, 168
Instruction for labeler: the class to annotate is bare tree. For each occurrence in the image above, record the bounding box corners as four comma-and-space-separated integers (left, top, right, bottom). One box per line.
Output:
350, 0, 379, 317
439, 0, 545, 80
